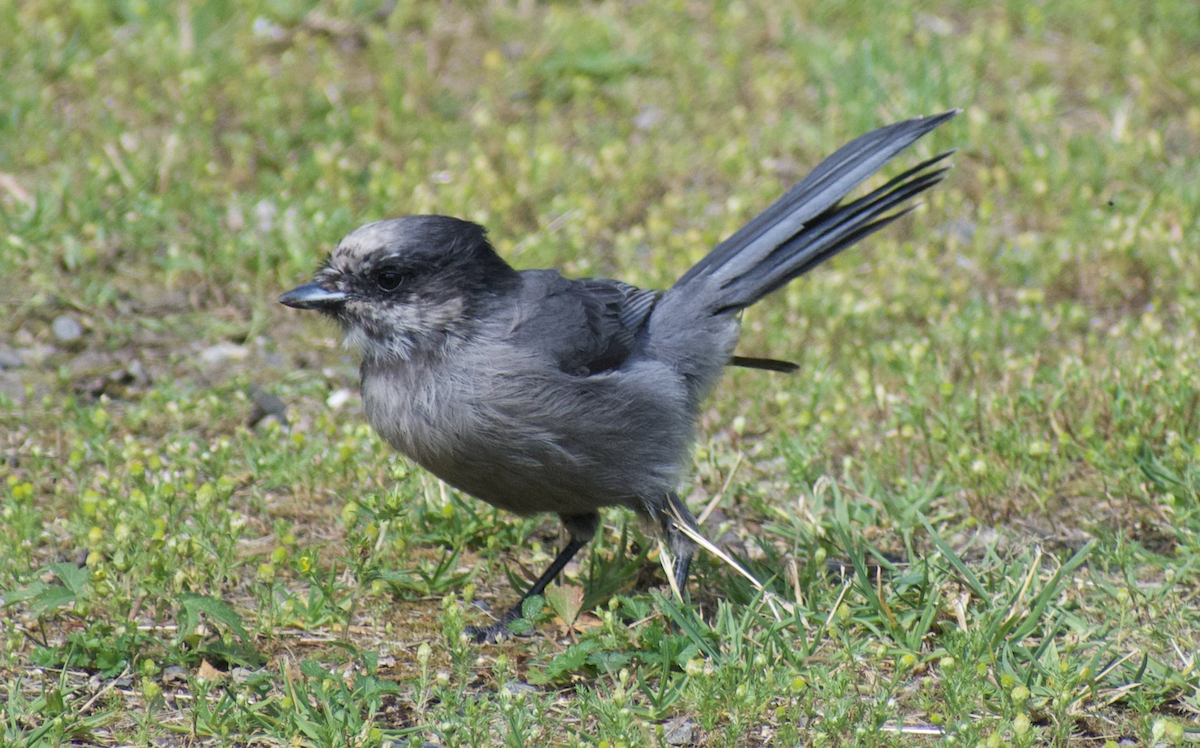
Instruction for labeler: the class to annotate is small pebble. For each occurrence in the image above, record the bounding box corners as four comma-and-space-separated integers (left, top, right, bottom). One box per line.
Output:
247, 384, 288, 428
231, 666, 256, 684
199, 342, 249, 365
0, 372, 24, 405
634, 105, 665, 131
127, 359, 149, 383
68, 350, 114, 373
663, 716, 696, 745
326, 388, 353, 409
0, 347, 23, 369
52, 316, 82, 342
162, 666, 187, 684
16, 345, 56, 367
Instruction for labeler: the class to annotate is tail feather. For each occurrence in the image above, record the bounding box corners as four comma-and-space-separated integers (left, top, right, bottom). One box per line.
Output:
676, 110, 959, 311
721, 151, 954, 311
729, 355, 799, 373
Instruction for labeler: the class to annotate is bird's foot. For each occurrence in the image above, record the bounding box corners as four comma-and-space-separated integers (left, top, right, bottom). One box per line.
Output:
465, 608, 522, 644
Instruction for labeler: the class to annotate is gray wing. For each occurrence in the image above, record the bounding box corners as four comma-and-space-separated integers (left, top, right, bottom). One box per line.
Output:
510, 270, 660, 376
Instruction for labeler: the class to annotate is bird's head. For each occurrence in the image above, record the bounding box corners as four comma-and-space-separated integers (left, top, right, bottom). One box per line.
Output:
280, 215, 519, 362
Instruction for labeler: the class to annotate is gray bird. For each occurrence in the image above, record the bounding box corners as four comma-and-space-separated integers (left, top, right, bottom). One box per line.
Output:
280, 110, 958, 641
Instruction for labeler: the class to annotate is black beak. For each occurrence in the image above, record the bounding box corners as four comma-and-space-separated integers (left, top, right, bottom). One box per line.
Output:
279, 282, 347, 311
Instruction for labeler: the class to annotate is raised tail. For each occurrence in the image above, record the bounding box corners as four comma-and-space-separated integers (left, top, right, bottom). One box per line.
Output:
676, 110, 959, 313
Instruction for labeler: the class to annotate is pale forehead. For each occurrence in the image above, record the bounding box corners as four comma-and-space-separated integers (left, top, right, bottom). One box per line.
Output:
334, 221, 397, 262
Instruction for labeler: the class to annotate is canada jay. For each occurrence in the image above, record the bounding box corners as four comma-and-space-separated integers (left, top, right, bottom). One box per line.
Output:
281, 110, 958, 641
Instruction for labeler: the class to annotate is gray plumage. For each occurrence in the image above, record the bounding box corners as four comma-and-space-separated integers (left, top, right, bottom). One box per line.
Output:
280, 110, 958, 641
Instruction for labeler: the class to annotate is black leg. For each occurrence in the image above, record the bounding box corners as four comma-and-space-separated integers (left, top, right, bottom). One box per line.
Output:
466, 512, 598, 643
661, 492, 699, 594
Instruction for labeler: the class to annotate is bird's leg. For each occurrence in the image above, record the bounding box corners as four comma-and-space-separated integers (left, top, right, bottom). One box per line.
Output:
467, 512, 598, 643
660, 492, 699, 594
466, 539, 585, 643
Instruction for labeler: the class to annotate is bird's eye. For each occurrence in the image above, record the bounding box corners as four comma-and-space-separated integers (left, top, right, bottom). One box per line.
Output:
374, 268, 403, 292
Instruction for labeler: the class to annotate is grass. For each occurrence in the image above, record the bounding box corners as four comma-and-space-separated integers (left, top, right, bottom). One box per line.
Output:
2, 0, 1199, 745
